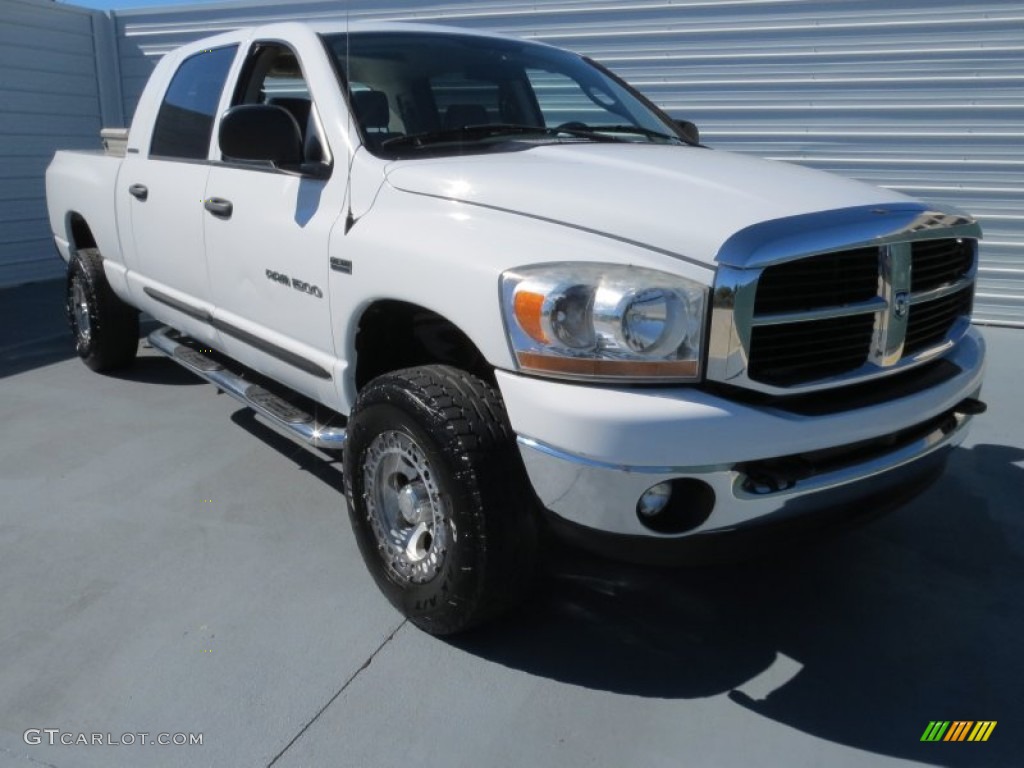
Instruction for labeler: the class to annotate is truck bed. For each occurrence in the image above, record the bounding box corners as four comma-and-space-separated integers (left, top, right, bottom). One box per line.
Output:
45, 149, 124, 270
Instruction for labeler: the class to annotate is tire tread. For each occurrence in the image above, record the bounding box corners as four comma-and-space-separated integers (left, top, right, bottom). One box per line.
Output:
344, 364, 539, 635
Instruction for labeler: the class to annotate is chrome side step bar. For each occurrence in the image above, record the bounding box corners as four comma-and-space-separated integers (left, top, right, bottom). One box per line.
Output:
148, 327, 347, 450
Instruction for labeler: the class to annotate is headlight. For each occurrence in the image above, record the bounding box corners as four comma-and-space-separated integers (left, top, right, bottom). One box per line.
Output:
501, 263, 707, 382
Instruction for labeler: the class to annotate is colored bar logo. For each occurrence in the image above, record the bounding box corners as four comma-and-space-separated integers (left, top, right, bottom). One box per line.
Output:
921, 721, 997, 742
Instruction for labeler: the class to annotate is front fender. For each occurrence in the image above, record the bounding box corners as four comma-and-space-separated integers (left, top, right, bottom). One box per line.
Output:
327, 183, 713, 412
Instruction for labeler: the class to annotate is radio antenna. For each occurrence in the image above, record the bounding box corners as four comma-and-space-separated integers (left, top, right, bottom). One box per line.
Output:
344, 0, 356, 233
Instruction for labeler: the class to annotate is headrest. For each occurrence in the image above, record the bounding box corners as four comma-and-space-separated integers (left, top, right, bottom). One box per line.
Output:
267, 97, 312, 129
351, 91, 390, 130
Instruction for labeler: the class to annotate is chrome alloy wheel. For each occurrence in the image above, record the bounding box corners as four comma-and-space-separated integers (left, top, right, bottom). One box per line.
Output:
362, 430, 449, 584
71, 277, 91, 342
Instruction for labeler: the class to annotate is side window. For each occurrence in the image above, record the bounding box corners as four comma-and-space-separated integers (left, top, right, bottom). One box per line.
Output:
230, 43, 329, 166
150, 46, 237, 159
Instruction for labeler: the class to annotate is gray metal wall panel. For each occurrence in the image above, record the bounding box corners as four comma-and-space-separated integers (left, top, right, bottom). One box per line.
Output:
0, 0, 111, 287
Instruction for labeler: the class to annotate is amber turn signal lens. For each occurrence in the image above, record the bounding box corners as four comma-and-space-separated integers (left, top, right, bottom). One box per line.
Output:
513, 290, 548, 343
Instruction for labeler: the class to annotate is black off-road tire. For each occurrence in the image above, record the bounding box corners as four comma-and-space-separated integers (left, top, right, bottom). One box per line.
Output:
343, 365, 540, 635
66, 248, 139, 372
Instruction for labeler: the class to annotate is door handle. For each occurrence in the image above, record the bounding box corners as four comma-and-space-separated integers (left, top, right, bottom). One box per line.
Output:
204, 197, 233, 218
128, 183, 148, 201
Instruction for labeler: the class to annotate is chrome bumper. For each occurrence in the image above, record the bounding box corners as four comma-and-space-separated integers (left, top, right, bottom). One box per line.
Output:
519, 405, 974, 539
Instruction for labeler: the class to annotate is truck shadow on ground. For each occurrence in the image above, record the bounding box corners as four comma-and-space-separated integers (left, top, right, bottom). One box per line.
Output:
229, 408, 347, 494
0, 335, 75, 379
453, 443, 1024, 768
0, 278, 165, 379
107, 351, 207, 386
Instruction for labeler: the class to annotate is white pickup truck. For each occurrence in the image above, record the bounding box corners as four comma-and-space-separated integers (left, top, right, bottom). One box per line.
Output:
46, 21, 987, 634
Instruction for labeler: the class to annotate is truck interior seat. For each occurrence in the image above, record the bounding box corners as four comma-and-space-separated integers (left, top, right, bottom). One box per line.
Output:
444, 104, 490, 130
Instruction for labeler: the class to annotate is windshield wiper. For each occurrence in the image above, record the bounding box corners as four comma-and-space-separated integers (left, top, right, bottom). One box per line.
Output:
380, 123, 622, 150
584, 124, 685, 143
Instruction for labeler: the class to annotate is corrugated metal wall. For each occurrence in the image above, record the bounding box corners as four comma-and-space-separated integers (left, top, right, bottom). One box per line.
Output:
8, 0, 1022, 325
0, 0, 121, 287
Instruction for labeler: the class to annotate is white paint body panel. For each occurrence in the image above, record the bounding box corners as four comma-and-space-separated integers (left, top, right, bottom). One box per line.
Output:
123, 158, 212, 301
45, 152, 123, 267
203, 166, 343, 404
385, 143, 912, 266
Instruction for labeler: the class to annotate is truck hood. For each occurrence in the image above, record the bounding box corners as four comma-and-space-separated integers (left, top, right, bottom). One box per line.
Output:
384, 143, 913, 266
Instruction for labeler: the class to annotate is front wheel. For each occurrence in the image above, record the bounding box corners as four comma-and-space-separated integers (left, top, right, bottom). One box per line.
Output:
343, 365, 539, 635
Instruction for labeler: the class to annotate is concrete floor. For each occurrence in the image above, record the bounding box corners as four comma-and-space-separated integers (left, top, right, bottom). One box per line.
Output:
1, 280, 1021, 768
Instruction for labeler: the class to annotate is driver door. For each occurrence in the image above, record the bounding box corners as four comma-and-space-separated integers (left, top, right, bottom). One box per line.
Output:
203, 41, 346, 403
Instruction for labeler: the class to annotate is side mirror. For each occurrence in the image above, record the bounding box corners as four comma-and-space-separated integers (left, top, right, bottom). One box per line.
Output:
673, 119, 700, 145
219, 104, 303, 166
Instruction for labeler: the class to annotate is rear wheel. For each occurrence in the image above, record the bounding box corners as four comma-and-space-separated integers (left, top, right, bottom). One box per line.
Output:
343, 365, 539, 635
66, 248, 139, 372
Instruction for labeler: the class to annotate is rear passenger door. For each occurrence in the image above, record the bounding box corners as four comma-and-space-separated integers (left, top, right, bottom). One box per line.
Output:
203, 41, 345, 403
122, 45, 237, 342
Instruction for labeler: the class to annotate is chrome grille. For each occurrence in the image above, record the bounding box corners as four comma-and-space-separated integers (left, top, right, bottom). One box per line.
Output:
905, 286, 974, 356
749, 314, 876, 386
754, 247, 879, 314
743, 237, 976, 388
910, 239, 973, 293
707, 206, 981, 395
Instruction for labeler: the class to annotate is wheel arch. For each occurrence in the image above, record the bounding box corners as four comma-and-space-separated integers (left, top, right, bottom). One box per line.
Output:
66, 212, 97, 254
351, 299, 496, 394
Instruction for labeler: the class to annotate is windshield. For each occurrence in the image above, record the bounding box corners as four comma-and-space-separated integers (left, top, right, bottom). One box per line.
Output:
323, 31, 685, 155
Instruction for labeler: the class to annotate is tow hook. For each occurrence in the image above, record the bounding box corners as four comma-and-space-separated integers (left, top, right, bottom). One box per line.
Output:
954, 398, 988, 416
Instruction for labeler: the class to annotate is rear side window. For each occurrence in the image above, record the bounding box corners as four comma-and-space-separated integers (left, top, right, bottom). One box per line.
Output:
150, 46, 237, 159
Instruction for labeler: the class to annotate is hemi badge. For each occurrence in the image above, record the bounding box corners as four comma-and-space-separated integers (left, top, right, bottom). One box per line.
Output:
330, 257, 353, 274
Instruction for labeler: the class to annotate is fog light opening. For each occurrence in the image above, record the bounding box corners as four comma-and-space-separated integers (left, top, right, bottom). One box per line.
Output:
638, 482, 672, 518
636, 479, 716, 534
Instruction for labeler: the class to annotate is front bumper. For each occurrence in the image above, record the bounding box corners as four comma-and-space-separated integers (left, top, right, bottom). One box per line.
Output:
498, 327, 985, 546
